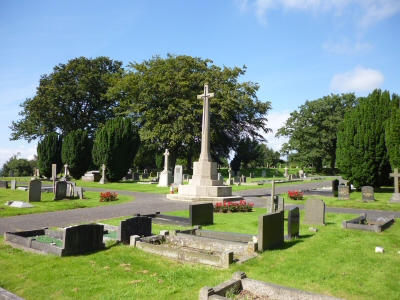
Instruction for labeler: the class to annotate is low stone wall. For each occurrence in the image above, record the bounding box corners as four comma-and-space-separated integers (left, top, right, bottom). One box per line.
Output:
342, 213, 395, 233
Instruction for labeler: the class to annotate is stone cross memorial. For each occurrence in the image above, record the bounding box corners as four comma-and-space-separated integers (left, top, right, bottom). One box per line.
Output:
99, 164, 108, 184
158, 149, 173, 187
389, 168, 400, 203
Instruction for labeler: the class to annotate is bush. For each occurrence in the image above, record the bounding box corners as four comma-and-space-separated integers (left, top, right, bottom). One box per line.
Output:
99, 191, 118, 202
287, 190, 304, 200
213, 200, 254, 213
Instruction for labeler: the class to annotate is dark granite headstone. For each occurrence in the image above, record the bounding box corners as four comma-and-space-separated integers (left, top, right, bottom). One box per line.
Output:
332, 179, 339, 197
304, 199, 325, 225
286, 207, 300, 240
118, 216, 152, 244
258, 211, 284, 251
133, 173, 140, 180
28, 179, 41, 202
62, 224, 105, 255
338, 185, 350, 200
362, 186, 374, 202
189, 203, 213, 226
141, 173, 149, 179
0, 180, 8, 189
54, 181, 67, 200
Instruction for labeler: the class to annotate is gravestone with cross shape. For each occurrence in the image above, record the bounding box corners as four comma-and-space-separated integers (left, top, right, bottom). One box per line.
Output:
157, 149, 173, 187
389, 168, 400, 203
99, 164, 108, 184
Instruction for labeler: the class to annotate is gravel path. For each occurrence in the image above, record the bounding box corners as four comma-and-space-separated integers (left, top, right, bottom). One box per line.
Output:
1, 180, 399, 235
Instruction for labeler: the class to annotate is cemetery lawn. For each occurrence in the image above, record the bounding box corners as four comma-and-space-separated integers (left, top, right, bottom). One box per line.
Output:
281, 187, 400, 212
0, 189, 134, 217
1, 209, 399, 300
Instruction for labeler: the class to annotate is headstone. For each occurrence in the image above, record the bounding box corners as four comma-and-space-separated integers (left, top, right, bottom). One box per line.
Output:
266, 195, 284, 214
298, 170, 304, 178
233, 177, 240, 183
241, 175, 246, 183
236, 171, 241, 177
141, 172, 149, 179
62, 224, 105, 256
0, 180, 8, 188
99, 164, 108, 184
258, 211, 284, 251
286, 207, 300, 240
51, 164, 57, 180
75, 187, 84, 199
304, 199, 325, 225
174, 165, 183, 185
338, 185, 350, 200
270, 180, 276, 204
332, 179, 339, 197
11, 179, 17, 190
189, 203, 213, 226
262, 170, 266, 178
34, 168, 40, 177
158, 149, 173, 187
54, 181, 67, 200
249, 173, 255, 178
28, 179, 42, 202
133, 172, 140, 180
362, 186, 374, 202
118, 216, 152, 244
284, 166, 288, 178
389, 168, 400, 203
81, 170, 101, 182
63, 164, 71, 181
217, 173, 224, 183
67, 181, 76, 197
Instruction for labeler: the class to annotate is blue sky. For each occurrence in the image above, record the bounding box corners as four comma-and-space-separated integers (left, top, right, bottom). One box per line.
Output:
1, 0, 399, 168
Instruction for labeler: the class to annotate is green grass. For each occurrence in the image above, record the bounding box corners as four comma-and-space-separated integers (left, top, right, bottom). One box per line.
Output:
1, 209, 399, 300
0, 189, 134, 217
281, 187, 400, 211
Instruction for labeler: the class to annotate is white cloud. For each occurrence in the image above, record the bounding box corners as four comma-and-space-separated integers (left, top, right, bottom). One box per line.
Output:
330, 66, 384, 93
358, 0, 400, 29
323, 39, 372, 55
0, 143, 37, 169
262, 110, 290, 152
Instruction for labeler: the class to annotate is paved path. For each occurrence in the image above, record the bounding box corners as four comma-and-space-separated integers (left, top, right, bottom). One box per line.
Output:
1, 180, 399, 235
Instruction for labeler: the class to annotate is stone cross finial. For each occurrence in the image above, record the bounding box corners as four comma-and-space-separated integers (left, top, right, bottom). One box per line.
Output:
163, 149, 170, 171
390, 168, 400, 194
197, 83, 214, 162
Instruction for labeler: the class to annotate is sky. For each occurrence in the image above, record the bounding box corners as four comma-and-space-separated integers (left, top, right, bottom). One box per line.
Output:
1, 0, 399, 168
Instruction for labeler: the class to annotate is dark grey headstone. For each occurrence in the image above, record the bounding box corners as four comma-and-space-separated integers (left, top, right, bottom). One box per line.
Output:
118, 216, 152, 244
304, 199, 325, 225
362, 186, 374, 202
189, 203, 213, 226
258, 211, 284, 251
62, 224, 105, 256
332, 179, 339, 197
0, 180, 8, 189
54, 181, 67, 200
28, 179, 42, 202
133, 173, 140, 180
141, 173, 149, 179
338, 185, 350, 200
286, 207, 300, 240
125, 173, 132, 180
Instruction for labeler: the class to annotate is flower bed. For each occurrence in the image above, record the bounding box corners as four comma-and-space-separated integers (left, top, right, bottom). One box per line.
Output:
214, 200, 254, 213
99, 191, 118, 202
287, 190, 304, 200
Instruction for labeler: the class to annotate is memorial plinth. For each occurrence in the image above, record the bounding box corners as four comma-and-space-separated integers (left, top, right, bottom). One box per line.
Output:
167, 84, 243, 203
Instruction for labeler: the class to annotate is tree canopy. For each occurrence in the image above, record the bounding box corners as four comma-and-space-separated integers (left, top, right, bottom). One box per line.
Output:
385, 94, 400, 170
276, 93, 357, 172
10, 56, 123, 142
37, 132, 63, 178
109, 54, 272, 169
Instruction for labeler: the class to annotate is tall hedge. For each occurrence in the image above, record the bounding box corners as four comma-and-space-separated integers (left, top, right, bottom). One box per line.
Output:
385, 94, 400, 169
37, 132, 63, 178
336, 89, 392, 188
61, 130, 93, 179
92, 117, 140, 181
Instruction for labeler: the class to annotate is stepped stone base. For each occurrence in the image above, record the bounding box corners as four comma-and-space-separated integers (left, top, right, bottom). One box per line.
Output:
166, 194, 243, 203
389, 193, 400, 203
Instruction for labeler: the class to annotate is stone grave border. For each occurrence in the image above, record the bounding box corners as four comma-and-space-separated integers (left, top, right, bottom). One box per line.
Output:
342, 213, 395, 233
199, 271, 343, 300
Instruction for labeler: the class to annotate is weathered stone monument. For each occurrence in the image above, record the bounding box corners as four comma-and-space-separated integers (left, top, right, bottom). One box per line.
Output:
54, 181, 67, 200
338, 185, 350, 200
11, 179, 17, 190
51, 164, 57, 180
63, 164, 71, 181
361, 186, 374, 202
389, 168, 400, 203
174, 165, 183, 185
28, 179, 42, 202
304, 199, 325, 225
157, 149, 173, 187
284, 166, 288, 178
99, 164, 108, 184
167, 84, 242, 202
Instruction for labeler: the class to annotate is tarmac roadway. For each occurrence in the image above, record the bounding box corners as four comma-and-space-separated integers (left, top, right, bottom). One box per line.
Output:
1, 179, 399, 235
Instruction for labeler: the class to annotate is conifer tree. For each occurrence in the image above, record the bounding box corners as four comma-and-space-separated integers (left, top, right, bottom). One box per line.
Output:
92, 117, 140, 181
61, 130, 92, 179
37, 132, 63, 178
336, 89, 392, 188
385, 94, 400, 169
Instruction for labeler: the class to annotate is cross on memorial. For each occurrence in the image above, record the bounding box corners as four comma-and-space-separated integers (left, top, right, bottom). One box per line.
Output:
163, 149, 170, 171
390, 168, 400, 194
197, 83, 214, 162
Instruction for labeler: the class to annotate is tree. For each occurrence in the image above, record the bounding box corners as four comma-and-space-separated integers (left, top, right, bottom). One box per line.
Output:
254, 144, 281, 167
61, 130, 93, 179
37, 132, 63, 178
336, 89, 392, 188
235, 137, 263, 168
92, 117, 140, 181
0, 153, 34, 177
385, 94, 400, 169
276, 93, 357, 172
10, 56, 123, 142
109, 54, 271, 170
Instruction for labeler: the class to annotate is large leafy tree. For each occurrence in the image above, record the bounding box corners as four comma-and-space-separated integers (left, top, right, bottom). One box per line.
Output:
336, 89, 392, 188
109, 54, 271, 170
0, 153, 34, 177
37, 132, 63, 178
385, 94, 400, 170
10, 56, 123, 142
276, 93, 357, 172
92, 117, 140, 182
234, 137, 263, 169
61, 130, 93, 179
